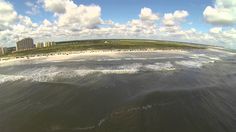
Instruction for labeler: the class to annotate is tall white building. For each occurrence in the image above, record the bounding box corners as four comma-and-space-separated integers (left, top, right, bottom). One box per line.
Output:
44, 42, 56, 47
16, 38, 34, 51
0, 47, 8, 55
35, 41, 56, 48
36, 42, 44, 48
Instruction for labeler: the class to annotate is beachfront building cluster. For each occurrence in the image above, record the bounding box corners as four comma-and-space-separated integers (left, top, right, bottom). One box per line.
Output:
0, 47, 8, 55
35, 42, 44, 48
44, 42, 56, 47
16, 38, 34, 51
36, 41, 56, 48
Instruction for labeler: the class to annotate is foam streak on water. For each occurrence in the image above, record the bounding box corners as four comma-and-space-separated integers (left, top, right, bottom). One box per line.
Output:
0, 62, 173, 83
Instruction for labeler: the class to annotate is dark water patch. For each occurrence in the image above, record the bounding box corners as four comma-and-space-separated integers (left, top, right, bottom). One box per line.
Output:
100, 86, 235, 132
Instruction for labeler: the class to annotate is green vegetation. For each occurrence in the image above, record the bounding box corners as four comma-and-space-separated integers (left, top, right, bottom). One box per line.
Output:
2, 39, 207, 57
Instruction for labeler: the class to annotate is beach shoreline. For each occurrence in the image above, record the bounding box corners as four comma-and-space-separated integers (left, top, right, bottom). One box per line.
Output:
0, 49, 189, 64
1, 48, 234, 66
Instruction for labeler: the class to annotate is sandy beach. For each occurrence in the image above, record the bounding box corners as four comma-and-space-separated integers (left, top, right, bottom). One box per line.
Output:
0, 49, 189, 65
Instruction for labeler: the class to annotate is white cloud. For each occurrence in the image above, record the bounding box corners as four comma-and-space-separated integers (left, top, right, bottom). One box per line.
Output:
160, 10, 189, 37
139, 7, 159, 22
42, 0, 69, 14
25, 1, 40, 15
173, 10, 189, 19
41, 0, 102, 29
207, 28, 236, 48
25, 1, 34, 7
159, 25, 181, 33
18, 15, 38, 28
209, 27, 222, 34
203, 0, 236, 25
42, 19, 52, 26
0, 0, 18, 30
57, 4, 102, 29
163, 10, 189, 26
0, 1, 236, 49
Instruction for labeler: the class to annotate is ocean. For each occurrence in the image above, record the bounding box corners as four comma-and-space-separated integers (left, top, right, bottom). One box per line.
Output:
0, 49, 235, 132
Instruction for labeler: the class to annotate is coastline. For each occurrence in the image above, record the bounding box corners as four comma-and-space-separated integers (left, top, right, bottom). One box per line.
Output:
0, 49, 189, 65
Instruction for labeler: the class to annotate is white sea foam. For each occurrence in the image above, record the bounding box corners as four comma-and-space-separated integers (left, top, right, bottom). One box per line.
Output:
16, 66, 62, 82
0, 50, 224, 84
145, 62, 175, 71
175, 61, 204, 68
96, 56, 184, 62
176, 53, 221, 68
0, 67, 73, 84
0, 62, 179, 84
0, 74, 24, 84
118, 63, 143, 70
74, 69, 139, 76
0, 64, 142, 83
208, 57, 221, 61
175, 59, 215, 68
207, 48, 236, 55
190, 54, 221, 61
74, 63, 143, 76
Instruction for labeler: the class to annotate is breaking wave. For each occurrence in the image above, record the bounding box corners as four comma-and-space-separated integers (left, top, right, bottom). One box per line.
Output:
0, 53, 225, 84
0, 62, 177, 84
145, 62, 175, 71
96, 56, 184, 61
175, 54, 221, 68
0, 74, 24, 84
175, 60, 212, 68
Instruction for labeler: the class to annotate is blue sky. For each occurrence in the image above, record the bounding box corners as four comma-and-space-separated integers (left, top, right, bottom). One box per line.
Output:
0, 0, 236, 48
13, 0, 213, 31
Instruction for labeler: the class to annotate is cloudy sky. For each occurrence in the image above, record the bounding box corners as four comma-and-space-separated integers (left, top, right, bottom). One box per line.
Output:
0, 0, 236, 49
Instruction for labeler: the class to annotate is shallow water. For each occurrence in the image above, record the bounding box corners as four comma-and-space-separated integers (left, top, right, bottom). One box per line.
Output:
0, 50, 235, 132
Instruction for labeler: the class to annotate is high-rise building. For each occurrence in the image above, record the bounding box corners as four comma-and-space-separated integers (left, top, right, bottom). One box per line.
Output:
44, 42, 56, 47
0, 47, 3, 55
36, 42, 44, 48
16, 38, 34, 51
0, 47, 8, 55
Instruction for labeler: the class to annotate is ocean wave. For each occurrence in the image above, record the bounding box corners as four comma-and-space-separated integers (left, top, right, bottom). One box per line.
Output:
0, 65, 140, 84
0, 74, 25, 84
190, 54, 221, 61
0, 53, 223, 84
175, 60, 204, 68
145, 62, 175, 71
96, 57, 184, 62
175, 54, 221, 68
74, 69, 139, 76
175, 59, 215, 68
0, 62, 178, 84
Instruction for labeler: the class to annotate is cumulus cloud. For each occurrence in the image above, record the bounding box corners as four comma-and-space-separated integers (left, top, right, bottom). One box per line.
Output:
0, 0, 236, 49
139, 7, 159, 22
118, 7, 160, 36
41, 0, 102, 29
209, 27, 222, 34
159, 10, 189, 37
163, 10, 189, 26
0, 0, 18, 30
25, 1, 40, 15
57, 4, 102, 29
0, 0, 40, 44
203, 0, 236, 25
207, 27, 236, 48
42, 0, 68, 14
25, 1, 34, 7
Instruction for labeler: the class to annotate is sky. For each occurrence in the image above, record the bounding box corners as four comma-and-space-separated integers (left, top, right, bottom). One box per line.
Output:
0, 0, 236, 49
